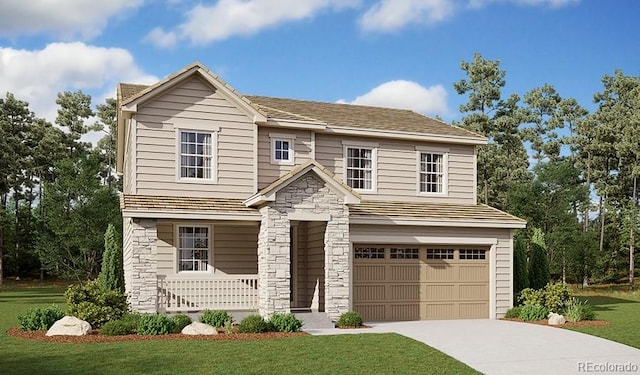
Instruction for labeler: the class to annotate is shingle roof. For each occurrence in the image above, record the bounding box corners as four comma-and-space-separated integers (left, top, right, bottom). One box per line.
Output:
120, 194, 257, 214
350, 200, 526, 226
117, 82, 483, 141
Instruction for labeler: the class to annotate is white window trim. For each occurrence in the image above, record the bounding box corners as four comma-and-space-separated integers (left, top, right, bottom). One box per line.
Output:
174, 223, 214, 275
269, 133, 295, 165
175, 126, 219, 184
342, 142, 378, 193
415, 146, 449, 196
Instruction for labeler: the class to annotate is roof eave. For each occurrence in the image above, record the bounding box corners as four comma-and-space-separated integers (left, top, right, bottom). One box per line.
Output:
349, 216, 527, 228
324, 126, 488, 145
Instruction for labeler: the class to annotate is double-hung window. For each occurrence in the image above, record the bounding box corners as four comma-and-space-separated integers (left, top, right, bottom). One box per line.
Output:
417, 148, 447, 194
345, 146, 376, 191
178, 226, 210, 272
179, 131, 213, 180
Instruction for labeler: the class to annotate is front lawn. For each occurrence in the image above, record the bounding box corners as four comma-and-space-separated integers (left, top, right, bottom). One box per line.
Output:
0, 283, 479, 375
569, 287, 640, 349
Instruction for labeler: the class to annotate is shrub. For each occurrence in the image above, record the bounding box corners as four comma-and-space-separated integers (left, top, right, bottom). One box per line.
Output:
504, 306, 522, 319
269, 313, 303, 332
543, 282, 570, 312
98, 224, 125, 293
100, 313, 141, 336
200, 310, 232, 328
65, 280, 128, 328
137, 314, 175, 335
564, 298, 596, 322
171, 314, 192, 333
336, 311, 363, 327
518, 288, 545, 307
237, 314, 270, 333
513, 238, 529, 295
518, 305, 549, 321
18, 305, 65, 331
528, 240, 550, 290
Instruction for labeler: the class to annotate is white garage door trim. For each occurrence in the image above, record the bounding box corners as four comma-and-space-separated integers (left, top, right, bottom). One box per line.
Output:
350, 236, 498, 320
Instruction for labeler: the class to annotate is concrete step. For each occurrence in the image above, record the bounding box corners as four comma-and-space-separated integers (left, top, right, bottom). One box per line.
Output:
294, 311, 335, 330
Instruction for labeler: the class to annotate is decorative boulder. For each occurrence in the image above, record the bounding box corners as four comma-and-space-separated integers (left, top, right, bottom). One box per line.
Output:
548, 312, 566, 326
182, 322, 218, 335
46, 316, 92, 336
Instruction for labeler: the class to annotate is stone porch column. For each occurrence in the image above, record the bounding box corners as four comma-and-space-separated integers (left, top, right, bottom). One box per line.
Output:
125, 218, 158, 312
324, 205, 351, 320
257, 206, 291, 317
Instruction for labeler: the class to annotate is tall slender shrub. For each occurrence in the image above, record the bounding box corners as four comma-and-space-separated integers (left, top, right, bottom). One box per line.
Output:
513, 238, 529, 295
98, 223, 124, 292
529, 242, 550, 290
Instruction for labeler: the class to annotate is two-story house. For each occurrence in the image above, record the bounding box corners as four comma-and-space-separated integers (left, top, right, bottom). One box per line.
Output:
116, 62, 526, 322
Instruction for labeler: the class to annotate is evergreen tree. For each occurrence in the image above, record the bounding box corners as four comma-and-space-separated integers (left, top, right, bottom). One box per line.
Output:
513, 238, 529, 295
529, 228, 551, 289
98, 223, 124, 292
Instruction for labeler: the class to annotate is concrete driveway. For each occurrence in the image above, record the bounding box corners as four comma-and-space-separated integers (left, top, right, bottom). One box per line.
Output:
306, 319, 640, 375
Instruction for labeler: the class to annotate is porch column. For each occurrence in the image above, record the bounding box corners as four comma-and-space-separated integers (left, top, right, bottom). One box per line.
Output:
124, 218, 158, 312
324, 205, 351, 320
257, 206, 291, 317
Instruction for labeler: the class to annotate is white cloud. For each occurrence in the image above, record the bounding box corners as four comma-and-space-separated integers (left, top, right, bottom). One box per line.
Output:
145, 0, 361, 47
0, 42, 157, 126
359, 0, 456, 32
339, 80, 450, 117
469, 0, 580, 8
0, 0, 144, 39
360, 0, 580, 33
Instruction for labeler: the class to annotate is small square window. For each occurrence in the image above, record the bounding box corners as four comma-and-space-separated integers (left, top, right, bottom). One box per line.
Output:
354, 247, 385, 259
390, 248, 419, 259
426, 248, 454, 260
272, 138, 294, 164
459, 249, 486, 260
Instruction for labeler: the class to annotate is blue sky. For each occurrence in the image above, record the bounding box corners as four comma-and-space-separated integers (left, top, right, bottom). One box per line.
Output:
0, 0, 638, 143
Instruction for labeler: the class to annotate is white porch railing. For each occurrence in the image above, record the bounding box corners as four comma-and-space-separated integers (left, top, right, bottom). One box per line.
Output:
157, 275, 258, 312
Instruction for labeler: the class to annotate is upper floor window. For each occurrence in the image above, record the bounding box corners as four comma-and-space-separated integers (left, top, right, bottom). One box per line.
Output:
178, 226, 210, 272
417, 148, 447, 195
180, 131, 213, 180
271, 138, 294, 164
345, 146, 376, 191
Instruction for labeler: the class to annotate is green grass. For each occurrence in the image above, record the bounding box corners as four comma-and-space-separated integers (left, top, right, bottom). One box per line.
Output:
568, 287, 640, 349
0, 284, 479, 375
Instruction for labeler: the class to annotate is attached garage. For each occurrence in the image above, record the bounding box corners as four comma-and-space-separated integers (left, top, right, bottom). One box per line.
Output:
353, 245, 489, 321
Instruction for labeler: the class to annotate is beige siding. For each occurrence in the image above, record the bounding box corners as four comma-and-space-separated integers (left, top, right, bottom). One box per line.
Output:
257, 127, 312, 188
133, 77, 255, 198
350, 224, 513, 318
123, 119, 135, 194
314, 134, 476, 204
293, 221, 326, 309
156, 220, 258, 277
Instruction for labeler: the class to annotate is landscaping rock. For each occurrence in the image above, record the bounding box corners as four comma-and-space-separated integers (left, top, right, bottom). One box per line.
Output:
181, 322, 218, 335
46, 316, 92, 336
548, 312, 566, 326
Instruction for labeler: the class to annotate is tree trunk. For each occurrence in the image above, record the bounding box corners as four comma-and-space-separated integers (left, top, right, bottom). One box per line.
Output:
599, 195, 606, 253
0, 193, 5, 287
14, 193, 19, 278
583, 155, 591, 232
630, 177, 637, 289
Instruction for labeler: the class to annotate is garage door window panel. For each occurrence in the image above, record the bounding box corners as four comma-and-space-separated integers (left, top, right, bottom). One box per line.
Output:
459, 249, 486, 260
390, 248, 419, 259
426, 248, 454, 260
354, 247, 385, 259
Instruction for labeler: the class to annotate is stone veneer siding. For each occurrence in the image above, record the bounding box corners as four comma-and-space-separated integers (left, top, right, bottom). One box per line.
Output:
123, 218, 158, 312
257, 173, 351, 320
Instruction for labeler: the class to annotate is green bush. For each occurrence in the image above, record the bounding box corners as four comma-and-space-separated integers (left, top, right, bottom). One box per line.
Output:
237, 314, 270, 333
504, 306, 522, 319
513, 238, 529, 295
171, 314, 192, 333
18, 305, 65, 331
518, 288, 545, 307
137, 314, 175, 335
199, 310, 232, 328
518, 305, 549, 321
543, 282, 570, 312
336, 311, 363, 327
100, 313, 141, 336
269, 313, 303, 332
65, 280, 128, 328
564, 298, 596, 322
528, 240, 550, 290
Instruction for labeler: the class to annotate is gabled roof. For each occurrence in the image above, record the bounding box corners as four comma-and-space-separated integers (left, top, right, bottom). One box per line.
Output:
350, 200, 527, 228
244, 160, 361, 207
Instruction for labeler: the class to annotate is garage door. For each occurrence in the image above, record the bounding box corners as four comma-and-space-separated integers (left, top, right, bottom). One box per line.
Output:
353, 245, 489, 321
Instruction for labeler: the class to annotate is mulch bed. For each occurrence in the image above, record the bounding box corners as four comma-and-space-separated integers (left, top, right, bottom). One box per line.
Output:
7, 327, 308, 343
502, 318, 610, 328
